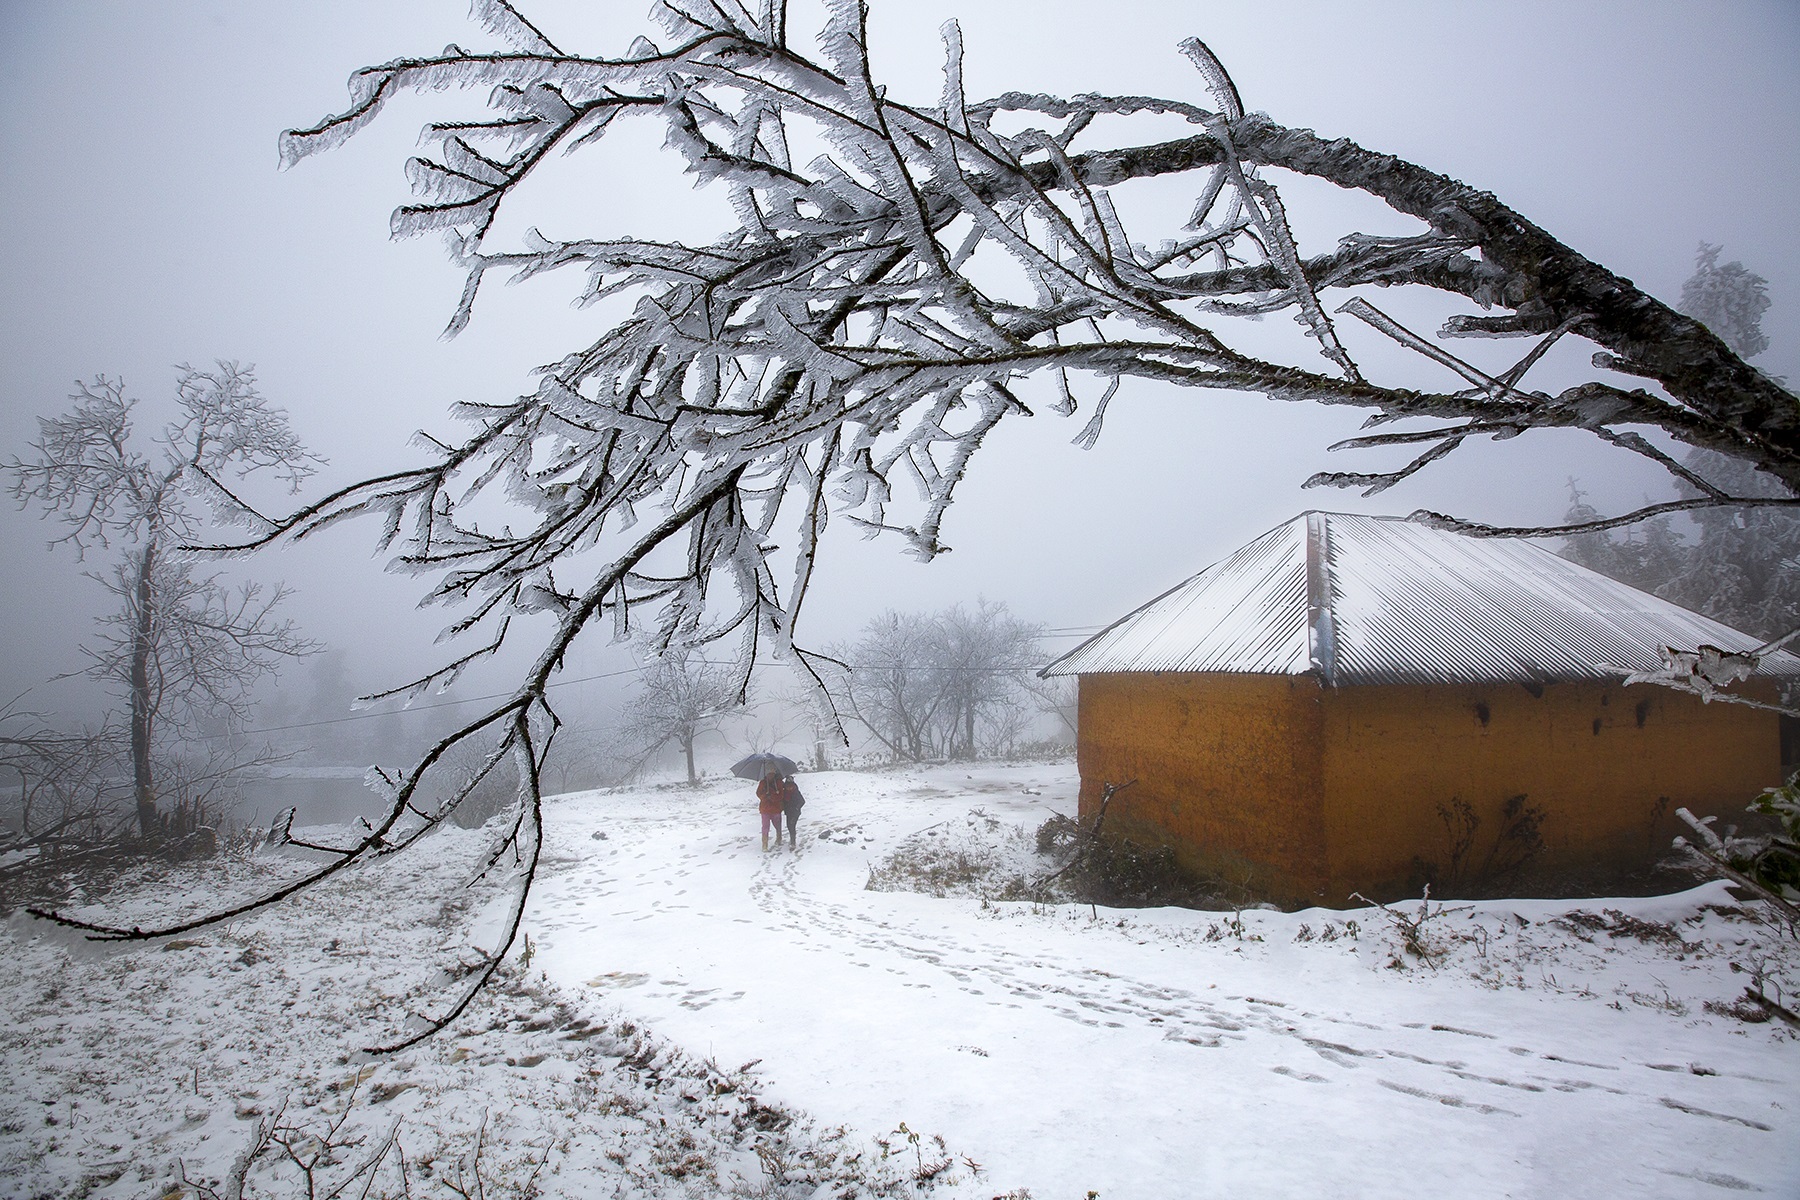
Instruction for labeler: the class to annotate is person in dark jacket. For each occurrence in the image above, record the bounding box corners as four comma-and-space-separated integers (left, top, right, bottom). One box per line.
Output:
779, 773, 805, 849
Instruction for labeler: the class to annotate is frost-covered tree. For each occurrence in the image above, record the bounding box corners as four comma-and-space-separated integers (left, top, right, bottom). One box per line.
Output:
41, 2, 1800, 1048
1656, 449, 1800, 641
834, 601, 1044, 761
831, 611, 944, 762
8, 365, 320, 840
619, 643, 745, 783
1557, 480, 1687, 597
1681, 242, 1771, 361
932, 601, 1046, 760
1660, 244, 1795, 637
0, 703, 129, 867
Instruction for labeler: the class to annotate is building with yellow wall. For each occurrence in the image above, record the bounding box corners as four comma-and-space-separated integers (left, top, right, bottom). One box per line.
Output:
1042, 513, 1798, 906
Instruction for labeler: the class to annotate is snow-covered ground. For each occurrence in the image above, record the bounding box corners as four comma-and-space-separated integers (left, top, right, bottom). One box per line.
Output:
5, 759, 1799, 1198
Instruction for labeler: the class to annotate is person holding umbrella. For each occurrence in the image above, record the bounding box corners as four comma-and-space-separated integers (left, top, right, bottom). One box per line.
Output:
755, 766, 787, 851
735, 753, 804, 851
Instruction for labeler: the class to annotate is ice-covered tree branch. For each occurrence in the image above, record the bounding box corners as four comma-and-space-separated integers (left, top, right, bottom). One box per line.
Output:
52, 0, 1795, 1045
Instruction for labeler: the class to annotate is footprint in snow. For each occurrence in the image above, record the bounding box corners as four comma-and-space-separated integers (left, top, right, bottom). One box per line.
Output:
1376, 1078, 1520, 1117
1272, 1066, 1328, 1083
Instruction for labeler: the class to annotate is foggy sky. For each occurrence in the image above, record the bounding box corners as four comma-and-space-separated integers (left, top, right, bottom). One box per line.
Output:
2, 0, 1797, 727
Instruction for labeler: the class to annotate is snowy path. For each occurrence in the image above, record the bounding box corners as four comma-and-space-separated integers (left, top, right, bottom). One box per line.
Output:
525, 763, 1800, 1198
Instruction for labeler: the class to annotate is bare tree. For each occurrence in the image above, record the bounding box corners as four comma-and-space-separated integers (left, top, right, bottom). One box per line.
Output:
8, 364, 321, 840
0, 701, 130, 863
618, 644, 746, 783
830, 611, 946, 762
1021, 673, 1079, 747
537, 718, 630, 794
36, 2, 1800, 1048
0, 705, 291, 893
0, 697, 289, 909
761, 676, 849, 770
935, 601, 1045, 759
833, 602, 1044, 761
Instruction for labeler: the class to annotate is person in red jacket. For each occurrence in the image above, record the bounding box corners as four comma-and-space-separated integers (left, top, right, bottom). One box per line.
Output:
756, 767, 786, 851
756, 767, 805, 851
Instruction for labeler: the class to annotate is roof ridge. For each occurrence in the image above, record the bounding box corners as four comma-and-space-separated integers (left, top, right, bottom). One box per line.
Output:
1296, 509, 1410, 522
1304, 511, 1338, 684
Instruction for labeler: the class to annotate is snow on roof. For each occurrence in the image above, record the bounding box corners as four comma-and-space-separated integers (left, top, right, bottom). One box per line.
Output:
1042, 511, 1800, 685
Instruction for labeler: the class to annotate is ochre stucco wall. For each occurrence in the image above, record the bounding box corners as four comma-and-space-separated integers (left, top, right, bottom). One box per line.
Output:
1318, 679, 1782, 902
1075, 673, 1784, 906
1075, 673, 1328, 903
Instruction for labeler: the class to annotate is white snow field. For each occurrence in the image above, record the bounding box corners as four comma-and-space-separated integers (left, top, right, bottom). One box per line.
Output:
5, 759, 1798, 1198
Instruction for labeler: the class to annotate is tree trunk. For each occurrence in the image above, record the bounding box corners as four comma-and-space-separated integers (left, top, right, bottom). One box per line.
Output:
682, 732, 696, 784
130, 542, 158, 839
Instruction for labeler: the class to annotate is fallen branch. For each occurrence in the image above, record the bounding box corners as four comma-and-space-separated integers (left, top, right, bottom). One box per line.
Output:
1032, 778, 1135, 895
1674, 806, 1800, 935
1744, 986, 1800, 1029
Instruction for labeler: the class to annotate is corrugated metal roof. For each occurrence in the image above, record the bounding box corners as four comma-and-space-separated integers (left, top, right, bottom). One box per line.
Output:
1043, 511, 1800, 685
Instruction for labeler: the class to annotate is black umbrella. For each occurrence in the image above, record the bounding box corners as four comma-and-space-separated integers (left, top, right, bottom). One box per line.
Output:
730, 752, 801, 781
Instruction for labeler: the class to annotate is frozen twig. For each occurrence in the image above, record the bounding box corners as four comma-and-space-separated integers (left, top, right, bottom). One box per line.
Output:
1350, 886, 1472, 968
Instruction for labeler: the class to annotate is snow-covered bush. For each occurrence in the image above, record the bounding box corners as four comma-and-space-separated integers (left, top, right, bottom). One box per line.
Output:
866, 811, 1041, 899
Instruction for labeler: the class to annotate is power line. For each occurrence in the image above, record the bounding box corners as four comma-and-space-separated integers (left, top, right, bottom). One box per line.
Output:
243, 663, 648, 736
